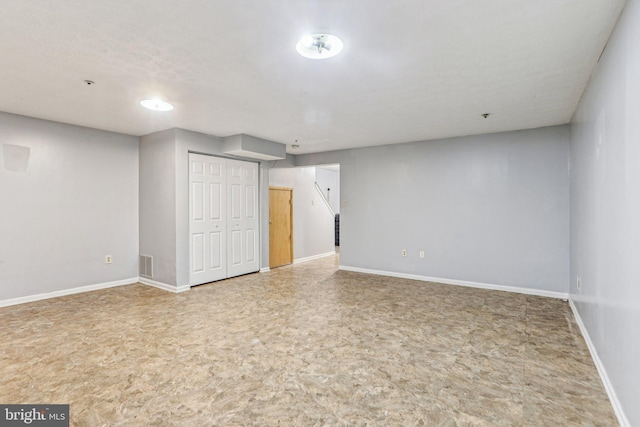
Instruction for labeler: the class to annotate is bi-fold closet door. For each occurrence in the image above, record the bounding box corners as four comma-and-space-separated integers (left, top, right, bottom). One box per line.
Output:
189, 153, 259, 286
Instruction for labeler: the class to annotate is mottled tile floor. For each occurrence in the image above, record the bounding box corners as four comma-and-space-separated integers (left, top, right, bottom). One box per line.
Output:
0, 255, 617, 426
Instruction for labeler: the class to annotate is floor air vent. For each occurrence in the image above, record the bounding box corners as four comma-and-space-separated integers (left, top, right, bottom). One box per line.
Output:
139, 255, 153, 278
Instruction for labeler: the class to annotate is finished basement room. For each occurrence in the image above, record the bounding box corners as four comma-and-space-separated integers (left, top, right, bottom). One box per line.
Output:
0, 1, 638, 425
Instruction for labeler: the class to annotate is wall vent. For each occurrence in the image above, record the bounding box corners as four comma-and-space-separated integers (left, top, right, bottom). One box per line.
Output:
139, 255, 153, 278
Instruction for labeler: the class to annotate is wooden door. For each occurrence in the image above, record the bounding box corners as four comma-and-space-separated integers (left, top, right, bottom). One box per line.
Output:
269, 187, 293, 268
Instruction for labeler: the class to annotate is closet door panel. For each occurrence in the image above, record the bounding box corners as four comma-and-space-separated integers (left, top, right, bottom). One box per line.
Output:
226, 159, 260, 278
189, 154, 227, 285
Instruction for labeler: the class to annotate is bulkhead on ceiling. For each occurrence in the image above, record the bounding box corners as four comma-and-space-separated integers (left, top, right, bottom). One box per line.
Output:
222, 134, 286, 161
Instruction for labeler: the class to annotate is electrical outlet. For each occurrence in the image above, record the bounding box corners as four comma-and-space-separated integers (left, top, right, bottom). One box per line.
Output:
419, 251, 425, 259
105, 255, 112, 264
402, 249, 407, 257
576, 276, 581, 290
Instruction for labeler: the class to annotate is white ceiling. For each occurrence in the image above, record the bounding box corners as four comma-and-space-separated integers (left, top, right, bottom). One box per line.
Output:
0, 0, 625, 154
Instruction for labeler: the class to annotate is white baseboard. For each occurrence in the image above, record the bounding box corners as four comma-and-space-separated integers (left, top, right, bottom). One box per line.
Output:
294, 251, 336, 265
338, 265, 569, 300
138, 277, 190, 293
259, 267, 271, 273
568, 298, 630, 427
0, 277, 138, 308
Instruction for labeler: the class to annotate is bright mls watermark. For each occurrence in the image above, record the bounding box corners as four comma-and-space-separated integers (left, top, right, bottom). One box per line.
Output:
0, 405, 69, 426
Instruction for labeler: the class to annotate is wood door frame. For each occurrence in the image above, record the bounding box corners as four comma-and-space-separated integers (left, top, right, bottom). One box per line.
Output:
269, 187, 293, 268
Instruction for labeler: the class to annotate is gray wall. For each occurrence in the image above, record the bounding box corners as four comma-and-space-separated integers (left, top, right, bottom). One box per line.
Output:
269, 167, 335, 261
139, 128, 270, 288
139, 129, 178, 286
570, 0, 640, 424
297, 126, 570, 293
0, 112, 139, 300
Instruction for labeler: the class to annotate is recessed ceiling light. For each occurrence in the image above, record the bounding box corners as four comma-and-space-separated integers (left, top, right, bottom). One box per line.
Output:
140, 98, 174, 112
296, 34, 343, 59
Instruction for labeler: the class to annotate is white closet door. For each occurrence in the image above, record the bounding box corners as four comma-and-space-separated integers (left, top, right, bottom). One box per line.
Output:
189, 153, 227, 285
226, 159, 260, 278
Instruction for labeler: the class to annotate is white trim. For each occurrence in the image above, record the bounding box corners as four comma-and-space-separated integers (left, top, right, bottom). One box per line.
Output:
568, 298, 630, 427
338, 265, 569, 299
260, 267, 271, 273
294, 251, 336, 265
139, 277, 190, 293
0, 277, 138, 308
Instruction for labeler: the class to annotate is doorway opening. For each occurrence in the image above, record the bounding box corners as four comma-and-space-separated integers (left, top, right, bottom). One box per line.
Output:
268, 164, 340, 267
315, 164, 341, 252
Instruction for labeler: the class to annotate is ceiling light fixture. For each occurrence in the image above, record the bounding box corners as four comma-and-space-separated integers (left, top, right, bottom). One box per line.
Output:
296, 33, 343, 59
140, 98, 174, 112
